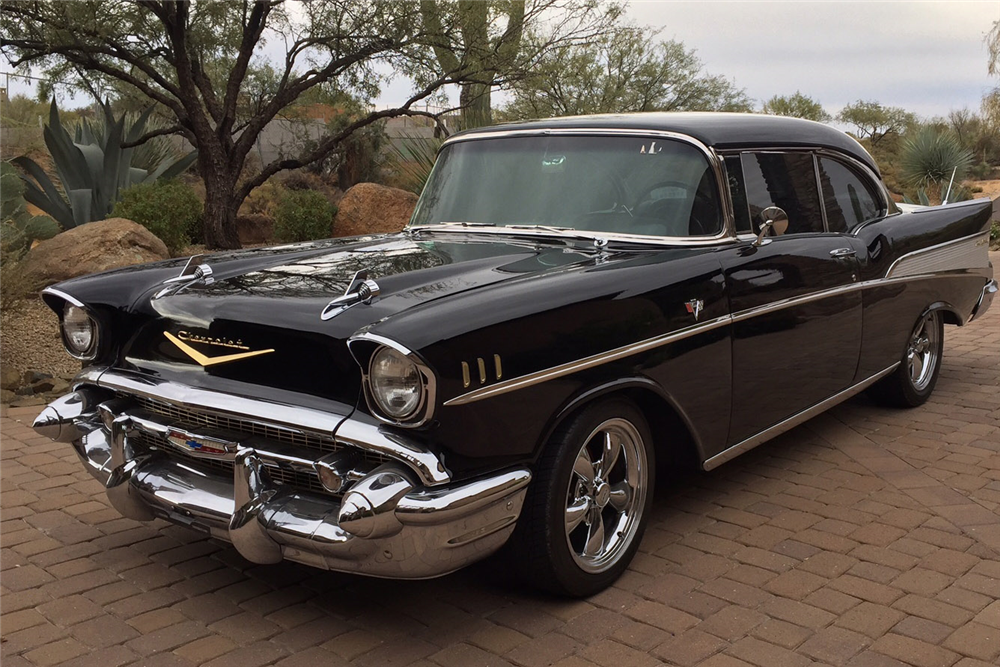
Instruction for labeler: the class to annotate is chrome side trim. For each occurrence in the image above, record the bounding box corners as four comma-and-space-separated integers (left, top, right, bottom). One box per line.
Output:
884, 232, 990, 279
89, 370, 450, 486
444, 268, 986, 407
702, 363, 900, 471
443, 314, 732, 407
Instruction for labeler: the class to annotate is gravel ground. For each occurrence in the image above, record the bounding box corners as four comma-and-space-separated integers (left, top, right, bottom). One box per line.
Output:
1, 296, 80, 379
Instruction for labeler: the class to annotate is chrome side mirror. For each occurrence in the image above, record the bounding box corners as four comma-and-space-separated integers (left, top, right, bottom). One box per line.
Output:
753, 206, 788, 247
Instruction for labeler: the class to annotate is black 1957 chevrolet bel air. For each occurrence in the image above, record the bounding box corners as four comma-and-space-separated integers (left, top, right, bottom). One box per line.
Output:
33, 113, 996, 596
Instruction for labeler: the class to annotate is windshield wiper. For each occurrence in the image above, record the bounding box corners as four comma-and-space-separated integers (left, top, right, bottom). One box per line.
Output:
504, 224, 576, 235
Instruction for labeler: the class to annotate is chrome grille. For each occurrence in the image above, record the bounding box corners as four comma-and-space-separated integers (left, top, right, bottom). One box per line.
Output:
121, 392, 387, 465
129, 430, 329, 495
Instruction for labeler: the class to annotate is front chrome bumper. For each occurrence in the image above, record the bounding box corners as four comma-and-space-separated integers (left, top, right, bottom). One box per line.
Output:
971, 278, 997, 322
34, 376, 530, 579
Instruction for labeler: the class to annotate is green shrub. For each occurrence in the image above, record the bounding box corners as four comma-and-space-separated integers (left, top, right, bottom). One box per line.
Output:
900, 127, 973, 189
113, 180, 203, 255
274, 190, 334, 242
991, 220, 1000, 249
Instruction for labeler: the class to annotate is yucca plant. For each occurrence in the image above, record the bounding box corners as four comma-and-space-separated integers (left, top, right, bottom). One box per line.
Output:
384, 133, 442, 195
900, 127, 973, 190
11, 100, 197, 229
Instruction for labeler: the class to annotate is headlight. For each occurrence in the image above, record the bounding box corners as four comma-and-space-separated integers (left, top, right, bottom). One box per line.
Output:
369, 346, 423, 420
62, 304, 97, 359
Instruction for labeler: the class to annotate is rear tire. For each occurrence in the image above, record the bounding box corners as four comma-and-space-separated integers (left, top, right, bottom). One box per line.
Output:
508, 398, 655, 597
868, 309, 944, 408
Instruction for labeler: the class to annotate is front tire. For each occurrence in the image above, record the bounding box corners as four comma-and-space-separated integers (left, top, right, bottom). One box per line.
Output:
509, 398, 655, 597
868, 309, 944, 408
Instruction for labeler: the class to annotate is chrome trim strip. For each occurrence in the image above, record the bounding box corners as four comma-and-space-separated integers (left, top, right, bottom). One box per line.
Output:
88, 370, 450, 486
434, 127, 736, 243
41, 287, 86, 309
444, 268, 985, 407
443, 314, 732, 407
702, 363, 900, 471
884, 231, 990, 279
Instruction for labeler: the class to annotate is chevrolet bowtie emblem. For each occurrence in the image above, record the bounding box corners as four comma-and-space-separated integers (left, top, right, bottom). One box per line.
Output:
164, 331, 274, 367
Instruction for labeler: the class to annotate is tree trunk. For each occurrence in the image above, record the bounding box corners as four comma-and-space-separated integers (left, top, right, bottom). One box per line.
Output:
202, 172, 242, 250
460, 82, 492, 129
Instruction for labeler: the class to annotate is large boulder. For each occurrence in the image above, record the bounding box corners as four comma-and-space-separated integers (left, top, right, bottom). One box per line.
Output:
334, 183, 418, 238
23, 218, 170, 286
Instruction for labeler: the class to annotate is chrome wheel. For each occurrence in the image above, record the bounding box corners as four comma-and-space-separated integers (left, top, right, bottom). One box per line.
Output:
907, 311, 940, 392
564, 417, 648, 573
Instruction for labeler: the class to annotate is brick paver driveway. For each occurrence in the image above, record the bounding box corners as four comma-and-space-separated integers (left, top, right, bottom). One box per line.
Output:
3, 257, 999, 667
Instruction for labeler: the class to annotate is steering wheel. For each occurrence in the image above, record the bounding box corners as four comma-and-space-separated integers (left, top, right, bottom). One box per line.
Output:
632, 179, 716, 236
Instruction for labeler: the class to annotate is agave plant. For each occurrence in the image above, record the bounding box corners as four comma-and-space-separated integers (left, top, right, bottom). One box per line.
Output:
12, 100, 197, 229
79, 110, 181, 173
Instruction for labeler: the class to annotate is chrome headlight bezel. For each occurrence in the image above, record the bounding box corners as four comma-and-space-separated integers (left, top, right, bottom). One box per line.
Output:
349, 335, 436, 428
60, 302, 99, 361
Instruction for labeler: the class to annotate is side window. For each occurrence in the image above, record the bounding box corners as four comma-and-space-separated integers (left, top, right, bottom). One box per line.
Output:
741, 153, 824, 235
724, 155, 752, 234
817, 157, 882, 232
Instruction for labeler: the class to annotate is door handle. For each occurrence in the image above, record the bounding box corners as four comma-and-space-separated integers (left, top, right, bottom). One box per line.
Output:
830, 247, 856, 258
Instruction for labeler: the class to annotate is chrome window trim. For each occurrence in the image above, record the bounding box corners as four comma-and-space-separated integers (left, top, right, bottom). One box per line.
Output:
444, 267, 986, 407
347, 332, 438, 428
812, 154, 831, 233
425, 127, 737, 244
715, 146, 892, 229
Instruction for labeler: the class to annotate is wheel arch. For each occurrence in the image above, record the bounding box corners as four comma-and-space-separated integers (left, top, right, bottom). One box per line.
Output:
537, 377, 704, 472
926, 300, 965, 326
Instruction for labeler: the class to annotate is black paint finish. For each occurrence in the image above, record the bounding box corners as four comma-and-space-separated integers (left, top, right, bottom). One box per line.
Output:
40, 116, 995, 481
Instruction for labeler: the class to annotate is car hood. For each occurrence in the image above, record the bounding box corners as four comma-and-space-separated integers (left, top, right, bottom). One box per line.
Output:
143, 232, 612, 338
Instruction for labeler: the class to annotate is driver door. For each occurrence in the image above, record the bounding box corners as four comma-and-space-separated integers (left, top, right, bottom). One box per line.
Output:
719, 151, 863, 445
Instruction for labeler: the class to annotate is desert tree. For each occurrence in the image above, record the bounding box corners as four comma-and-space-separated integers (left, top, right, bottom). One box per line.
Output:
837, 100, 916, 147
501, 23, 751, 120
761, 92, 831, 122
1, 0, 481, 248
418, 0, 622, 129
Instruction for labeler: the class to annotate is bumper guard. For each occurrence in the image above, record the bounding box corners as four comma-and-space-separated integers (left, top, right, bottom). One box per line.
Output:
34, 385, 530, 579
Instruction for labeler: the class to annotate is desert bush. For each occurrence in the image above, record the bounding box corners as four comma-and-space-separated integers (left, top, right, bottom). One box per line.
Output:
991, 220, 1000, 248
0, 254, 40, 312
274, 190, 335, 242
240, 179, 288, 218
112, 180, 203, 254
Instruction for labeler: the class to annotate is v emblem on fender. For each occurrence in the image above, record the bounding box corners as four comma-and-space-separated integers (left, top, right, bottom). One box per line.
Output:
164, 331, 274, 367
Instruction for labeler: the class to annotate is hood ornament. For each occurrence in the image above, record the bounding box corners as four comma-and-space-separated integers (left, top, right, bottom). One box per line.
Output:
152, 255, 215, 300
321, 270, 381, 320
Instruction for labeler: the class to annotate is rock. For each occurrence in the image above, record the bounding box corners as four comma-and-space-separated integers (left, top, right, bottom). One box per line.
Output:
10, 395, 47, 407
22, 370, 53, 385
1, 389, 15, 404
334, 183, 418, 238
1, 364, 20, 391
23, 218, 170, 286
49, 378, 71, 395
236, 214, 275, 245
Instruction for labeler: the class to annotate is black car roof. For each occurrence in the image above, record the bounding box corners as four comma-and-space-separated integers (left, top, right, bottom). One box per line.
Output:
453, 112, 881, 176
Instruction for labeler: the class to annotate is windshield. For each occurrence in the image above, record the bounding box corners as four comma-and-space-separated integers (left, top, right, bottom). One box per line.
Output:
410, 134, 723, 238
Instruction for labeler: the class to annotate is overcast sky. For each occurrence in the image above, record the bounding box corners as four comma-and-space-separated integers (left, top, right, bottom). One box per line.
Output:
4, 1, 997, 121
620, 0, 998, 119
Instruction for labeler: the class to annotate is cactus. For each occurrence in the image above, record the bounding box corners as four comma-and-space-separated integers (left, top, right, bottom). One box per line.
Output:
1, 161, 60, 257
11, 99, 197, 230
